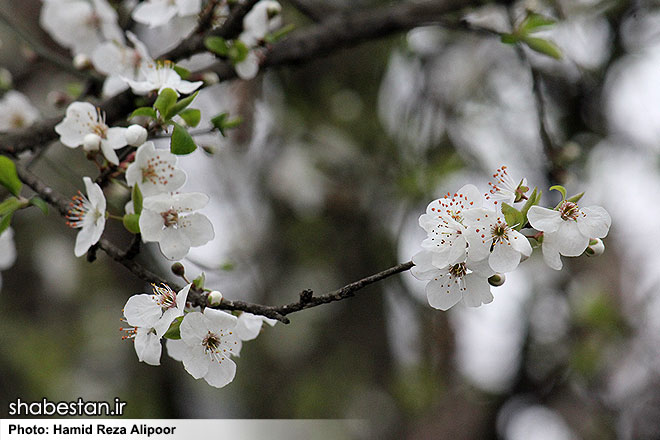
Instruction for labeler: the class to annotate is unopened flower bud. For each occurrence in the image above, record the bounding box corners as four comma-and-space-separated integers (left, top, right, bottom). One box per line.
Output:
171, 262, 185, 276
208, 290, 223, 306
83, 133, 101, 152
202, 71, 219, 85
585, 238, 604, 257
125, 124, 148, 146
488, 273, 506, 287
47, 90, 70, 108
73, 54, 92, 70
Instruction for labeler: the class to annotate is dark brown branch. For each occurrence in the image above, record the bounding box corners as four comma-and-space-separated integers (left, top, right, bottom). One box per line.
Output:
287, 0, 330, 22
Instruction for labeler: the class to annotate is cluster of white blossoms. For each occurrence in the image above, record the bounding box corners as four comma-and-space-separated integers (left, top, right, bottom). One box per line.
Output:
412, 166, 611, 311
122, 285, 275, 388
234, 0, 283, 80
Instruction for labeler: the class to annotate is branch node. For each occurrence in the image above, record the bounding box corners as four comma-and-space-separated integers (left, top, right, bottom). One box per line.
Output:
299, 289, 313, 303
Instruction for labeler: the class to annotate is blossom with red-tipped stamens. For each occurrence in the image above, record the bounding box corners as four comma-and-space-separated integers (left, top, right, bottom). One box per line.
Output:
66, 177, 106, 257
485, 165, 528, 206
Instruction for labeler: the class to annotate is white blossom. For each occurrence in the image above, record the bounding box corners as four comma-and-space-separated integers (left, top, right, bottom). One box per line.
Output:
126, 142, 186, 197
239, 0, 282, 48
66, 177, 106, 257
139, 192, 214, 260
528, 201, 611, 270
485, 165, 527, 206
234, 51, 260, 80
411, 250, 494, 311
171, 308, 241, 388
463, 208, 532, 273
55, 102, 128, 165
0, 91, 40, 132
122, 62, 202, 96
132, 0, 201, 28
235, 312, 276, 341
40, 0, 124, 56
91, 32, 152, 97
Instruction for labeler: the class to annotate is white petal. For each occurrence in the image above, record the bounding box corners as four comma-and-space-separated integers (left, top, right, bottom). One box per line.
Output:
124, 294, 162, 327
410, 251, 440, 280
176, 79, 203, 94
426, 277, 462, 311
158, 227, 191, 260
55, 102, 97, 147
509, 229, 532, 257
555, 221, 589, 256
139, 209, 164, 242
541, 234, 563, 270
527, 206, 562, 233
235, 52, 260, 80
153, 308, 181, 338
457, 184, 483, 208
182, 347, 210, 379
83, 177, 106, 211
74, 215, 105, 257
175, 0, 202, 16
100, 140, 120, 165
134, 328, 162, 366
203, 308, 238, 333
166, 338, 190, 362
204, 358, 236, 388
180, 311, 209, 344
489, 242, 521, 273
462, 274, 493, 307
467, 257, 495, 278
577, 206, 611, 239
105, 126, 128, 149
181, 213, 214, 247
236, 313, 263, 341
132, 2, 178, 27
175, 284, 191, 313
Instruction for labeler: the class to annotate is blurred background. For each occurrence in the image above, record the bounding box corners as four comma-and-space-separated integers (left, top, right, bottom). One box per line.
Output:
1, 0, 659, 438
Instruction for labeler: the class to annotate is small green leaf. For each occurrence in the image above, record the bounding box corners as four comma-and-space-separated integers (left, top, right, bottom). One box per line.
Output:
154, 88, 178, 119
170, 122, 197, 155
500, 33, 519, 45
519, 187, 538, 230
263, 23, 295, 44
210, 113, 242, 136
172, 64, 190, 80
567, 192, 585, 203
131, 107, 158, 120
0, 213, 12, 234
228, 40, 249, 63
166, 91, 199, 120
522, 36, 562, 59
0, 156, 23, 197
204, 36, 230, 56
132, 184, 143, 215
0, 196, 22, 216
163, 316, 183, 340
178, 108, 201, 127
193, 272, 206, 289
29, 197, 49, 215
122, 213, 141, 233
519, 12, 556, 34
549, 185, 567, 200
501, 203, 523, 228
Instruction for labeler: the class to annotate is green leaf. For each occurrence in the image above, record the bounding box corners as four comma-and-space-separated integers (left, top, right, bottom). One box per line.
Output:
178, 108, 201, 127
170, 122, 197, 155
0, 213, 12, 234
567, 192, 585, 203
519, 12, 556, 34
228, 40, 249, 63
166, 91, 199, 120
519, 187, 538, 230
29, 197, 49, 215
132, 184, 143, 215
154, 88, 178, 119
130, 107, 158, 120
500, 33, 519, 45
172, 64, 190, 80
522, 36, 562, 59
263, 23, 295, 44
122, 213, 141, 234
210, 113, 242, 136
204, 36, 230, 56
0, 196, 22, 216
549, 185, 567, 200
193, 272, 205, 290
163, 316, 183, 340
501, 203, 523, 229
0, 156, 23, 197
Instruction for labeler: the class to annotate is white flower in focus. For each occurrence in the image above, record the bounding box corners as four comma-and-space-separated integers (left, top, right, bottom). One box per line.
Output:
55, 102, 128, 165
485, 165, 527, 206
0, 228, 17, 270
121, 326, 162, 366
124, 283, 191, 338
528, 201, 611, 270
411, 250, 494, 311
235, 312, 276, 341
0, 91, 40, 131
91, 32, 153, 97
126, 142, 186, 196
40, 0, 124, 56
463, 208, 532, 273
174, 308, 240, 388
239, 0, 282, 47
66, 177, 106, 257
418, 184, 482, 268
139, 192, 215, 260
132, 0, 202, 28
123, 62, 202, 96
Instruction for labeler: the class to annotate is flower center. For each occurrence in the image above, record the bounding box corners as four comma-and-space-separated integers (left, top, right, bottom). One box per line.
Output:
92, 123, 108, 139
490, 221, 509, 246
10, 114, 25, 129
202, 330, 232, 363
151, 283, 178, 309
558, 200, 579, 221
161, 209, 179, 227
448, 262, 467, 278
